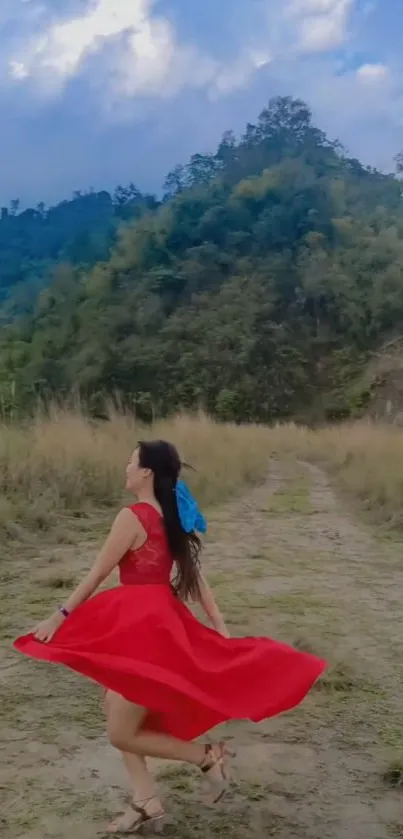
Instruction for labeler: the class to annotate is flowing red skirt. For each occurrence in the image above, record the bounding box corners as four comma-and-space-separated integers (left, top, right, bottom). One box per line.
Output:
14, 585, 326, 741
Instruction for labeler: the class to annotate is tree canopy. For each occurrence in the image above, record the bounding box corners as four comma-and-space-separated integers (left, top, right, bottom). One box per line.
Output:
1, 96, 403, 422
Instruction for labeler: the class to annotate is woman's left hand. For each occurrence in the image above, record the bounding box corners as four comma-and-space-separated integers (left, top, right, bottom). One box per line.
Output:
216, 622, 230, 638
33, 611, 65, 643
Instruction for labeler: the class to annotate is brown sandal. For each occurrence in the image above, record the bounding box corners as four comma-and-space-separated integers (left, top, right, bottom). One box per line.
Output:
108, 797, 165, 834
199, 742, 236, 803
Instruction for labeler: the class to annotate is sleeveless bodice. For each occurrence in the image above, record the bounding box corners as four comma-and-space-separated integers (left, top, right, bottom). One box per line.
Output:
119, 503, 173, 586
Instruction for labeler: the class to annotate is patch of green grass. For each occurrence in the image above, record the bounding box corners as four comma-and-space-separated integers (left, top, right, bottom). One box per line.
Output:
387, 824, 403, 838
157, 765, 195, 793
43, 574, 78, 590
207, 570, 234, 589
22, 596, 59, 620
316, 661, 356, 694
316, 661, 383, 700
2, 781, 110, 837
265, 474, 312, 515
208, 587, 260, 615
291, 639, 386, 708
267, 592, 327, 617
157, 765, 192, 782
381, 725, 403, 750
163, 792, 297, 839
242, 782, 267, 802
1, 671, 104, 741
238, 591, 271, 610
383, 758, 403, 788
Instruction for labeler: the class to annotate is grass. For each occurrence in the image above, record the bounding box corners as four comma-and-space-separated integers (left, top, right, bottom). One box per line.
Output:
265, 470, 312, 514
267, 420, 403, 530
3, 407, 403, 543
383, 759, 403, 789
0, 407, 273, 544
2, 412, 403, 837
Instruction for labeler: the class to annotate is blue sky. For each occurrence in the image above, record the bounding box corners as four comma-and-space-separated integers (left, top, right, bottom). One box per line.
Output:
1, 0, 401, 206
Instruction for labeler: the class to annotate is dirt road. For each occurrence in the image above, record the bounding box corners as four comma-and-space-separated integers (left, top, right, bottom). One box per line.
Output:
1, 459, 403, 838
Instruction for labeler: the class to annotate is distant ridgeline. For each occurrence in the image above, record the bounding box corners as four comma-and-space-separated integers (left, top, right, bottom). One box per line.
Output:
0, 96, 403, 424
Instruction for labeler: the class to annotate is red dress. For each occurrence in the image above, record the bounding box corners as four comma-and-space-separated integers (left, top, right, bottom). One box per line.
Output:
14, 503, 326, 741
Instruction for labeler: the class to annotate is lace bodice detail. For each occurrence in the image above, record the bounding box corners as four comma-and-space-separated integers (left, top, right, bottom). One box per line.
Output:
119, 503, 173, 586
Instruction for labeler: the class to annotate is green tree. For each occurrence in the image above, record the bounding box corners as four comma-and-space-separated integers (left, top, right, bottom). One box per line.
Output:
2, 96, 403, 424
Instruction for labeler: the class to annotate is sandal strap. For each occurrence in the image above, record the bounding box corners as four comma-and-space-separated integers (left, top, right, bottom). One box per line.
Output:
130, 798, 165, 823
200, 744, 214, 773
130, 803, 148, 822
200, 743, 225, 774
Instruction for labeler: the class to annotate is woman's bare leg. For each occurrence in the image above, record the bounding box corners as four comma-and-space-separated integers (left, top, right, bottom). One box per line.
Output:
121, 753, 155, 799
106, 691, 232, 806
105, 692, 162, 832
106, 691, 205, 764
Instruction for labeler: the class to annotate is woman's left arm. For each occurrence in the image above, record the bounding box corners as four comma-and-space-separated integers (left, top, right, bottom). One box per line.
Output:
33, 508, 140, 643
197, 571, 230, 637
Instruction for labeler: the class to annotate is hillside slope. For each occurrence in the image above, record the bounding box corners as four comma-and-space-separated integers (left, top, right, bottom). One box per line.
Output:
353, 337, 403, 422
1, 96, 403, 422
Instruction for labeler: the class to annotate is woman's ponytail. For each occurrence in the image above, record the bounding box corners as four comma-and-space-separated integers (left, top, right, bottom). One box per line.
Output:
138, 441, 202, 600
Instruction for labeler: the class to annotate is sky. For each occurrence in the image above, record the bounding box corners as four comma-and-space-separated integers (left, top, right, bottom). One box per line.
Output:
1, 0, 402, 206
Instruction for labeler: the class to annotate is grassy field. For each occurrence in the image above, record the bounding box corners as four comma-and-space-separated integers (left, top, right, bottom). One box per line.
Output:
0, 408, 273, 543
2, 408, 403, 542
267, 420, 403, 531
1, 411, 403, 838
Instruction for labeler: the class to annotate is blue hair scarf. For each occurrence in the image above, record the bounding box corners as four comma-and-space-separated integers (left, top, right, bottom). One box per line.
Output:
175, 479, 207, 534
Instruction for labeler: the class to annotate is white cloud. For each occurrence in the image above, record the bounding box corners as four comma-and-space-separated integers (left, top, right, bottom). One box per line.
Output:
9, 60, 29, 80
285, 0, 354, 52
357, 62, 389, 81
2, 0, 402, 202
282, 53, 403, 170
8, 0, 181, 95
4, 0, 400, 171
7, 0, 358, 106
211, 49, 271, 97
7, 0, 273, 103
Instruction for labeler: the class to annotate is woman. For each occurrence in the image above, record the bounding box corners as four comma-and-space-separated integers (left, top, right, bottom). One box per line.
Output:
15, 440, 326, 834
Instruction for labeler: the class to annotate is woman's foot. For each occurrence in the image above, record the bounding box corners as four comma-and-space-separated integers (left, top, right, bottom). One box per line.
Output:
108, 796, 165, 834
199, 742, 236, 803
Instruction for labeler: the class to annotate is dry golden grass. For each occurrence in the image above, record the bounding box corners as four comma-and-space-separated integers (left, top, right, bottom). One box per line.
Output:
267, 420, 403, 529
0, 407, 272, 541
2, 408, 403, 543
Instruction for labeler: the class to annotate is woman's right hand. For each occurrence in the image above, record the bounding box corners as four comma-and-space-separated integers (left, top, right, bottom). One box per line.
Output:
33, 611, 65, 643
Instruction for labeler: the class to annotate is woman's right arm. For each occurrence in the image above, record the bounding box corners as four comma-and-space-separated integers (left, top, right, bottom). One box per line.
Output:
197, 571, 230, 637
62, 508, 140, 614
32, 509, 140, 642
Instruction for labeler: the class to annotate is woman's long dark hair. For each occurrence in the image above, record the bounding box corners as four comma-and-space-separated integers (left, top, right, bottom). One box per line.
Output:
138, 440, 202, 601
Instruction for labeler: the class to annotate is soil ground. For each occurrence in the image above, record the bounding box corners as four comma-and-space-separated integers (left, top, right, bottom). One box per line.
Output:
1, 459, 403, 838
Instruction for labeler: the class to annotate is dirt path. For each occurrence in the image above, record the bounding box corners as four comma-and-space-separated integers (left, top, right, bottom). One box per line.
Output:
1, 460, 403, 839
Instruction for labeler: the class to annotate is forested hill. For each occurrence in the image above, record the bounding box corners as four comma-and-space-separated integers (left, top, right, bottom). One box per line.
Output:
1, 96, 403, 423
0, 186, 158, 311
